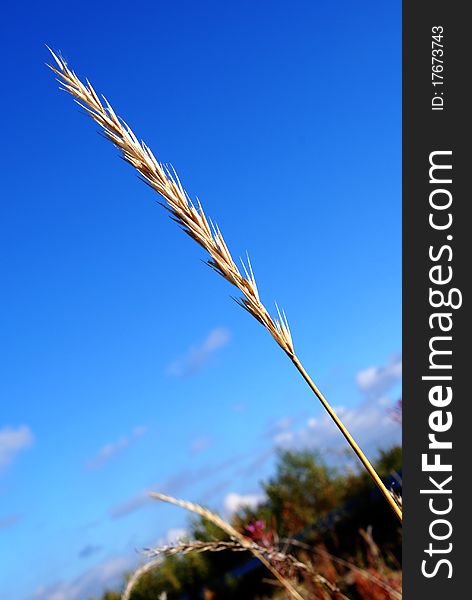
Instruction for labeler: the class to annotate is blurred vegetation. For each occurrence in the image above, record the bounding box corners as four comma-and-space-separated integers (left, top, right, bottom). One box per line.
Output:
90, 445, 402, 600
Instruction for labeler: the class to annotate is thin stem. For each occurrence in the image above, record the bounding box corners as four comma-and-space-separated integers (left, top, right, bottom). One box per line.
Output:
291, 355, 402, 523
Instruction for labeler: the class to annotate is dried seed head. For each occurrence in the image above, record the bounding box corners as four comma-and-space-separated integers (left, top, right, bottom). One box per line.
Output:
47, 50, 294, 356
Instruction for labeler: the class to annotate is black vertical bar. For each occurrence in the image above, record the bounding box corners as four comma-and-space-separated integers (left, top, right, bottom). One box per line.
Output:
403, 2, 469, 597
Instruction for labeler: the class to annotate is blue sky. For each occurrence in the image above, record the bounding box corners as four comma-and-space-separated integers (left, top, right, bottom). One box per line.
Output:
0, 1, 401, 598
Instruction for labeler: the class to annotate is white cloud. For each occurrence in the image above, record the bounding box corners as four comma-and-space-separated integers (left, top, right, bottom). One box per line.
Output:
167, 327, 230, 377
0, 513, 21, 529
273, 417, 294, 431
270, 355, 402, 459
78, 544, 102, 559
356, 354, 402, 399
224, 492, 264, 515
190, 436, 212, 455
110, 454, 247, 519
235, 448, 274, 478
27, 555, 136, 600
109, 491, 151, 519
273, 431, 294, 446
274, 399, 400, 462
86, 426, 147, 470
0, 425, 34, 468
308, 399, 398, 446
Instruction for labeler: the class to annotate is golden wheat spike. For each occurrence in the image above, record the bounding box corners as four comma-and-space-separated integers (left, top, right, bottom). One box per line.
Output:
47, 50, 295, 357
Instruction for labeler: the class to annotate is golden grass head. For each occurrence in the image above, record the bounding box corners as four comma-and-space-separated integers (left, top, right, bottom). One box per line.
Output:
47, 49, 295, 357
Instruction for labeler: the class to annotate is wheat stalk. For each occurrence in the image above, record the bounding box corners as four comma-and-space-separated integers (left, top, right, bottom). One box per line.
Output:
145, 539, 248, 557
122, 560, 162, 600
143, 539, 347, 597
47, 50, 401, 523
147, 492, 306, 600
121, 492, 306, 600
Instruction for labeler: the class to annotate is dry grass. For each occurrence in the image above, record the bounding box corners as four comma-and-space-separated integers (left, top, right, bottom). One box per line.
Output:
121, 491, 307, 600
143, 540, 346, 596
284, 539, 402, 600
121, 491, 350, 600
47, 50, 401, 522
47, 49, 293, 357
148, 492, 307, 600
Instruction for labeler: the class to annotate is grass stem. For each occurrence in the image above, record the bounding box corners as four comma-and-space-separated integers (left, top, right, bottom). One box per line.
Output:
291, 356, 402, 522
